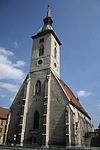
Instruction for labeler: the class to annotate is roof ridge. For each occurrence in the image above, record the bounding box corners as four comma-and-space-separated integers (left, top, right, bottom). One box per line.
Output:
0, 107, 9, 110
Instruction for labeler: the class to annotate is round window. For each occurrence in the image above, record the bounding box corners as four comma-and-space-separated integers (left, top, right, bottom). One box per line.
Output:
38, 60, 43, 64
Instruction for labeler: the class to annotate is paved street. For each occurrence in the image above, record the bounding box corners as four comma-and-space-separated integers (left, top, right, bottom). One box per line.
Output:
0, 145, 92, 150
0, 145, 100, 150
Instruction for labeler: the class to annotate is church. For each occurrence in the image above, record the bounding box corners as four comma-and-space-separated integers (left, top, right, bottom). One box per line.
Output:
5, 6, 93, 147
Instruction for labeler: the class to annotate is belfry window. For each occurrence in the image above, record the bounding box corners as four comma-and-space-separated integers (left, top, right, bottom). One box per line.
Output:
33, 111, 39, 129
39, 38, 44, 43
39, 44, 44, 56
54, 47, 57, 59
35, 80, 41, 94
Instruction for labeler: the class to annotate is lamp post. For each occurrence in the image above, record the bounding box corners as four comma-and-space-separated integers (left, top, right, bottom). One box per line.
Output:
13, 134, 16, 146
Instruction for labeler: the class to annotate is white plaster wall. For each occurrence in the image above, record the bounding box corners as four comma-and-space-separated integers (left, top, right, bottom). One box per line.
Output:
30, 34, 51, 72
50, 34, 60, 77
30, 33, 60, 78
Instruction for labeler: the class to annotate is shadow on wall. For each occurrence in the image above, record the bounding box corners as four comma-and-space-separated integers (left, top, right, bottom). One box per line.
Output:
49, 109, 67, 146
90, 135, 100, 147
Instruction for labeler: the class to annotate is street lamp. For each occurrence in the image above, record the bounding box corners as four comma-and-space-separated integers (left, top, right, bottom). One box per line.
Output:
13, 134, 16, 146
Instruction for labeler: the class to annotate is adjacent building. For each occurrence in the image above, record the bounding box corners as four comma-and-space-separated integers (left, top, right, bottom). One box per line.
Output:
5, 6, 93, 147
0, 107, 9, 144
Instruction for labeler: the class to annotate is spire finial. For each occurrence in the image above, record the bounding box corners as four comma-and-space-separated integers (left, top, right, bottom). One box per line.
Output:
46, 5, 51, 18
44, 5, 53, 26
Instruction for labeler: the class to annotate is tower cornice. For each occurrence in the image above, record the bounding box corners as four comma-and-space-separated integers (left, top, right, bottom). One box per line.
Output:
32, 30, 61, 45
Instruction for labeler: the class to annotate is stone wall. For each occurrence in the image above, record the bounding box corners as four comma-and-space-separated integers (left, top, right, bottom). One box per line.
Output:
49, 73, 68, 146
6, 81, 26, 145
24, 70, 50, 146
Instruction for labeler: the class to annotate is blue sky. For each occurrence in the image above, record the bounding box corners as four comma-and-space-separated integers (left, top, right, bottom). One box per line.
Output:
0, 0, 100, 128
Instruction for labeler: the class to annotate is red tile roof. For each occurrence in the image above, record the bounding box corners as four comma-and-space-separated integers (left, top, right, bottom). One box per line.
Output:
0, 107, 9, 120
59, 79, 90, 119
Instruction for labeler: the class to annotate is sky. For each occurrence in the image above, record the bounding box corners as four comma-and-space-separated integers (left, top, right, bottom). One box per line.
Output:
0, 0, 100, 128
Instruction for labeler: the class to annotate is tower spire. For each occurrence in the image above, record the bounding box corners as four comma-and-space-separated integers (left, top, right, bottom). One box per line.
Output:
39, 5, 53, 32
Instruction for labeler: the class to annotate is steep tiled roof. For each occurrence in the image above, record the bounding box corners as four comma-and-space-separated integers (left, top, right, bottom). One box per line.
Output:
0, 107, 9, 120
58, 79, 90, 119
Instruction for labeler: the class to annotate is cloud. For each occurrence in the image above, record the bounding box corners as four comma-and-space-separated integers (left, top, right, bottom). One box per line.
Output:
0, 47, 14, 56
77, 90, 93, 97
0, 47, 25, 80
0, 82, 19, 93
13, 41, 18, 48
13, 60, 25, 67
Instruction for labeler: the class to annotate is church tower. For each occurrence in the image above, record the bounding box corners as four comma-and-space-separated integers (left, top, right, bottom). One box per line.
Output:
30, 5, 61, 77
22, 5, 62, 147
5, 5, 92, 148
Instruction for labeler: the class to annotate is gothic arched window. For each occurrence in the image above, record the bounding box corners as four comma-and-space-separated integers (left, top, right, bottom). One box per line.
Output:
33, 111, 39, 129
35, 80, 41, 94
39, 44, 44, 56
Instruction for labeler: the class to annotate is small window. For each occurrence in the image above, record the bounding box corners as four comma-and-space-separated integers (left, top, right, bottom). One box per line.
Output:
39, 38, 44, 43
35, 80, 41, 94
33, 111, 39, 129
54, 42, 57, 46
21, 107, 24, 115
39, 44, 44, 56
18, 126, 22, 133
19, 117, 23, 124
1, 120, 3, 126
22, 100, 25, 105
0, 128, 3, 132
54, 63, 56, 68
54, 47, 57, 59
